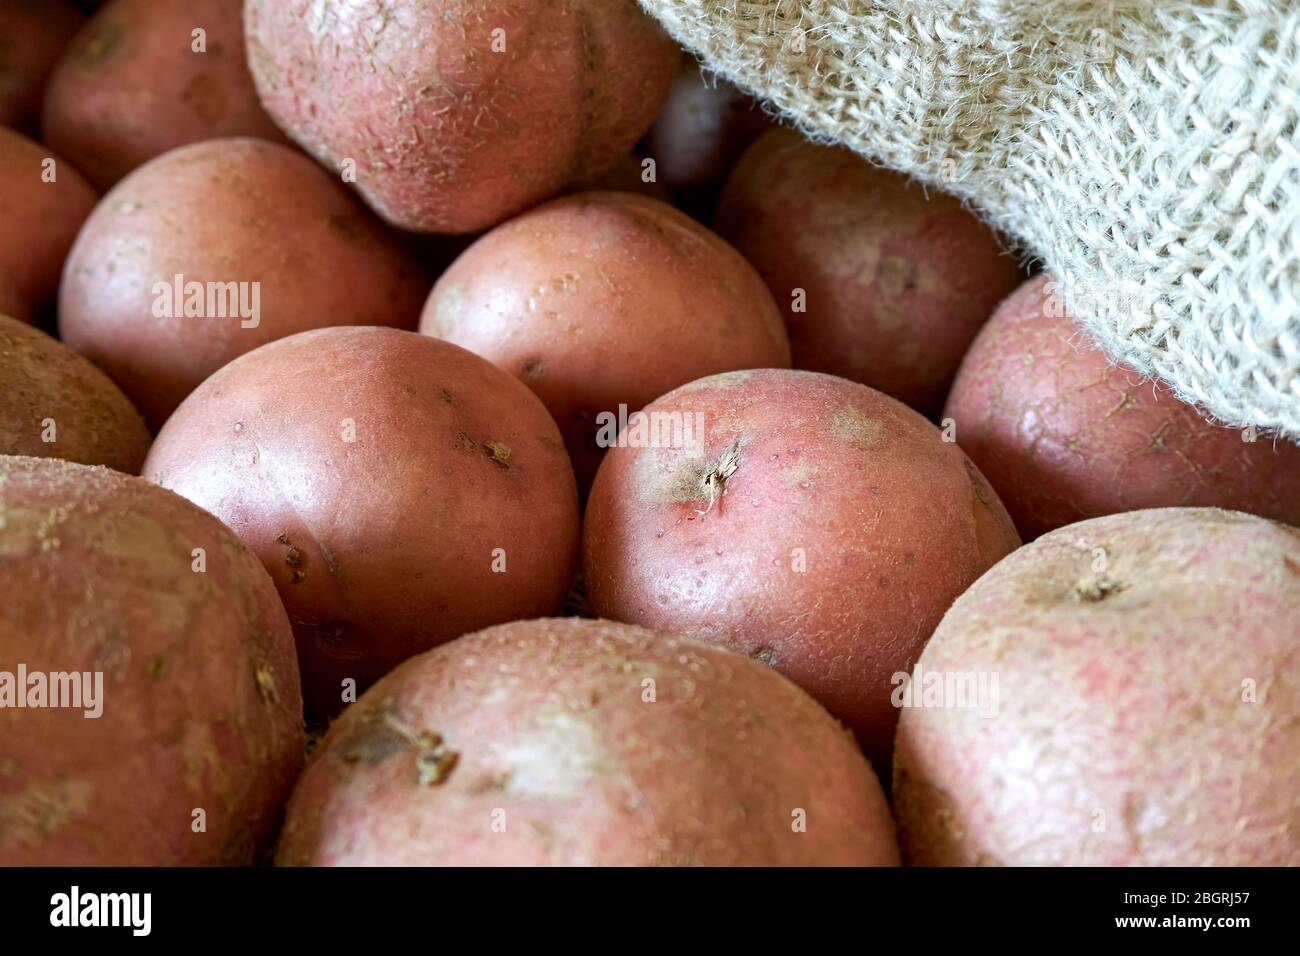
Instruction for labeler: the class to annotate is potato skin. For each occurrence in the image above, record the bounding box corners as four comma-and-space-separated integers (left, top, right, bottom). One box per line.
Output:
144, 327, 581, 717
0, 0, 84, 133
643, 59, 771, 216
41, 0, 287, 191
0, 457, 304, 866
0, 315, 149, 471
894, 507, 1300, 866
59, 138, 428, 430
715, 128, 1022, 416
421, 192, 791, 491
582, 368, 1021, 770
944, 275, 1300, 539
244, 0, 679, 233
0, 128, 97, 325
277, 618, 900, 866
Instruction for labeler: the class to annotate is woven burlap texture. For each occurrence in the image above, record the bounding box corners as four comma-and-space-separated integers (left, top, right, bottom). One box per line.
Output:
642, 0, 1300, 439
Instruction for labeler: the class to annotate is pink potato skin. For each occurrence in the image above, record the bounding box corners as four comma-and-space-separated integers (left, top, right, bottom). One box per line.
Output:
0, 457, 304, 866
715, 128, 1023, 416
41, 0, 288, 191
894, 507, 1300, 866
944, 274, 1300, 539
59, 138, 428, 430
421, 192, 791, 491
582, 368, 1021, 771
0, 315, 151, 472
244, 0, 679, 233
0, 128, 97, 325
143, 327, 581, 718
277, 618, 900, 866
0, 0, 84, 133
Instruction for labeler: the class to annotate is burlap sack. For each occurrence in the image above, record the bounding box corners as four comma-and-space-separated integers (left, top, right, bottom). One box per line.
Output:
641, 0, 1300, 440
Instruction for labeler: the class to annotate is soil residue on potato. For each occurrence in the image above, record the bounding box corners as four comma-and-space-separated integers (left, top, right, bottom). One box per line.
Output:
636, 437, 744, 510
336, 705, 460, 786
830, 407, 883, 449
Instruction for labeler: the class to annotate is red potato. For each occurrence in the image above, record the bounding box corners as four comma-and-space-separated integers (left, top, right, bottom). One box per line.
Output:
41, 0, 287, 191
59, 138, 428, 430
0, 457, 304, 866
143, 326, 581, 717
0, 314, 149, 471
0, 0, 84, 133
421, 192, 791, 491
643, 59, 771, 216
569, 153, 672, 204
244, 0, 679, 233
894, 507, 1300, 866
944, 274, 1300, 539
715, 128, 1023, 416
0, 127, 96, 325
582, 368, 1021, 770
277, 618, 900, 866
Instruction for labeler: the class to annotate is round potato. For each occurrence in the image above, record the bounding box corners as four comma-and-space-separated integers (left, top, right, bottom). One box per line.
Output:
421, 192, 791, 491
0, 314, 149, 471
944, 274, 1300, 538
144, 327, 581, 717
582, 368, 1021, 770
715, 128, 1022, 415
0, 127, 97, 325
41, 0, 287, 191
277, 618, 900, 866
59, 138, 428, 430
894, 507, 1300, 866
0, 0, 84, 133
643, 59, 771, 216
244, 0, 679, 233
0, 456, 304, 866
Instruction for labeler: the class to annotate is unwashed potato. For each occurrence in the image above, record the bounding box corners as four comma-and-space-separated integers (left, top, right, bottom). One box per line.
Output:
643, 58, 771, 216
421, 192, 791, 491
944, 274, 1300, 538
715, 128, 1023, 416
894, 507, 1300, 866
0, 127, 96, 325
0, 314, 149, 471
277, 618, 900, 866
59, 137, 428, 430
582, 368, 1021, 770
144, 327, 581, 717
41, 0, 287, 191
244, 0, 679, 233
0, 456, 304, 866
0, 0, 84, 133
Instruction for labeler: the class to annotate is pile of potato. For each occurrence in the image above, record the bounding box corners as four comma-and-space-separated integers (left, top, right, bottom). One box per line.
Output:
1, 0, 1296, 868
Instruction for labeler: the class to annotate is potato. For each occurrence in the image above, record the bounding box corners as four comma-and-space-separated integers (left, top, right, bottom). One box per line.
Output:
894, 507, 1300, 866
582, 368, 1020, 769
715, 128, 1022, 415
0, 314, 149, 471
944, 274, 1300, 538
0, 0, 84, 133
643, 59, 771, 216
244, 0, 679, 233
277, 617, 900, 866
41, 0, 287, 191
143, 326, 581, 717
0, 127, 96, 325
0, 456, 303, 865
59, 138, 428, 430
421, 192, 791, 491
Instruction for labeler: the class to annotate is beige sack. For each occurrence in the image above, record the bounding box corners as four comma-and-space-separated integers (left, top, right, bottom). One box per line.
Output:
642, 0, 1300, 439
